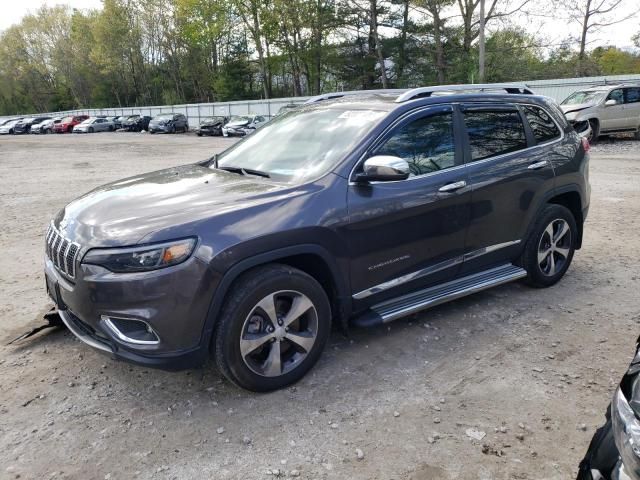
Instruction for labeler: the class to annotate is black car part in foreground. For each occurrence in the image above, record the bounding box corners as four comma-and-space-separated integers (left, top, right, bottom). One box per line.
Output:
577, 338, 640, 480
44, 84, 590, 391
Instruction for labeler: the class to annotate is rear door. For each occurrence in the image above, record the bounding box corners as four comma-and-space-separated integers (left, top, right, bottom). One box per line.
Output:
346, 105, 471, 305
459, 103, 556, 275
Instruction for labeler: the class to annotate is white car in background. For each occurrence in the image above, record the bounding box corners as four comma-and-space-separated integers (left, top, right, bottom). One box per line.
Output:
0, 118, 22, 135
560, 84, 640, 141
73, 117, 115, 133
222, 114, 267, 137
32, 117, 62, 134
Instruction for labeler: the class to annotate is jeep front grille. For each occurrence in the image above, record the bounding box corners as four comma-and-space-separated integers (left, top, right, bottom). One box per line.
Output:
46, 224, 81, 278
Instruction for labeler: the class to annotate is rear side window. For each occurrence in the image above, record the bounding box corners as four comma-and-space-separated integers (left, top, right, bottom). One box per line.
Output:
375, 112, 456, 177
625, 88, 640, 104
463, 109, 527, 162
522, 105, 561, 144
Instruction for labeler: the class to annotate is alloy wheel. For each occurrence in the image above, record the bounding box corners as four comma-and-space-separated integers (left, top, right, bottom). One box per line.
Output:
537, 218, 572, 277
240, 290, 318, 377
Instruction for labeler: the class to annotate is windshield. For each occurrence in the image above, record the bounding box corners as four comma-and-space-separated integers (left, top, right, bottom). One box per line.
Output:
561, 90, 606, 105
80, 118, 94, 124
216, 107, 386, 183
155, 114, 174, 121
227, 116, 250, 126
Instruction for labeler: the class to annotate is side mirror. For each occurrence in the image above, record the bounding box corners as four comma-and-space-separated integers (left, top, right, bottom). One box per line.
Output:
605, 99, 618, 106
356, 155, 410, 183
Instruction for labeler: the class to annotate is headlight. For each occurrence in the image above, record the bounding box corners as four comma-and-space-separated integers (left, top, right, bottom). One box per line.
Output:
82, 238, 197, 273
613, 386, 640, 479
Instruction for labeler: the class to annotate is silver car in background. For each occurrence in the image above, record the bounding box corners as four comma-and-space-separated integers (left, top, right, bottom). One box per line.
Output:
73, 117, 115, 133
560, 84, 640, 141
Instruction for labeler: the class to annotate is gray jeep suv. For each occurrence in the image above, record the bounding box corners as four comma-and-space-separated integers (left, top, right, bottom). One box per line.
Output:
44, 84, 590, 391
560, 84, 640, 141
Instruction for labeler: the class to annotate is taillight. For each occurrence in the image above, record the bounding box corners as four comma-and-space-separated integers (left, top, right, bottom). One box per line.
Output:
581, 137, 590, 152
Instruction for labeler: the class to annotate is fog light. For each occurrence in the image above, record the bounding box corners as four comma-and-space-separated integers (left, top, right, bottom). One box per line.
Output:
101, 315, 160, 345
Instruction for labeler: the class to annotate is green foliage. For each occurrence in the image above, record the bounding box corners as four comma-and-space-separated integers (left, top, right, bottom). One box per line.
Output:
0, 1, 639, 115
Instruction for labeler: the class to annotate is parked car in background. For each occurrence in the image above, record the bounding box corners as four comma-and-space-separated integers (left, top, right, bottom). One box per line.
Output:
148, 113, 189, 133
54, 115, 89, 133
577, 337, 640, 480
122, 115, 151, 132
0, 118, 23, 134
73, 117, 115, 133
14, 116, 51, 134
196, 116, 228, 136
221, 114, 267, 136
560, 84, 640, 141
33, 117, 62, 134
111, 116, 124, 129
43, 84, 590, 391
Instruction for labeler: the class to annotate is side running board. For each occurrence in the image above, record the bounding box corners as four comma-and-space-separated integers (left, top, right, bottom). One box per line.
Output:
352, 264, 527, 327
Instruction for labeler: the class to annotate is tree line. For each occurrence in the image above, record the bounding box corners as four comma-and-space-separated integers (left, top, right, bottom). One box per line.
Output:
0, 0, 639, 115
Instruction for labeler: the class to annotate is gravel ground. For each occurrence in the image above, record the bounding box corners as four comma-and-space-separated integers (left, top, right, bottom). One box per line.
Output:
0, 132, 639, 480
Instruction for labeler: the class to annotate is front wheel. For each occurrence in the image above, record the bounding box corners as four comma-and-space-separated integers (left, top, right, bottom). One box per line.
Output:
214, 264, 331, 392
521, 204, 577, 288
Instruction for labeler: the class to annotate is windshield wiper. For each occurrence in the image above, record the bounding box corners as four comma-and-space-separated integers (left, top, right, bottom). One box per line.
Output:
218, 165, 270, 178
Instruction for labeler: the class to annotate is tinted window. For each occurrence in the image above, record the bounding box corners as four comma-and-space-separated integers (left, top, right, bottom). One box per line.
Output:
522, 105, 560, 144
464, 109, 527, 162
607, 89, 623, 104
375, 112, 456, 177
625, 88, 640, 104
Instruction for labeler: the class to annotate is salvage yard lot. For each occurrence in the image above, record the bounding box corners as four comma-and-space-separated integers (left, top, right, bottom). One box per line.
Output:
0, 133, 639, 479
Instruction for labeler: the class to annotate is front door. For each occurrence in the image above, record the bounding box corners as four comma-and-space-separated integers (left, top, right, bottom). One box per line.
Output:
346, 105, 471, 306
600, 88, 625, 131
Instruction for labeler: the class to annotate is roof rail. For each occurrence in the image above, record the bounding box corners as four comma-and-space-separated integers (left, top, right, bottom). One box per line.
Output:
304, 89, 406, 104
395, 84, 534, 103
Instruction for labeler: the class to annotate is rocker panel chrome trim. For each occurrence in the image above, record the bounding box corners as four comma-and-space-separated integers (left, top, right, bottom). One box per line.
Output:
353, 240, 521, 300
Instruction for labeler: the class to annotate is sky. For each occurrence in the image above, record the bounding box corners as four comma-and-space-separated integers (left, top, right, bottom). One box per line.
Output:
0, 0, 638, 50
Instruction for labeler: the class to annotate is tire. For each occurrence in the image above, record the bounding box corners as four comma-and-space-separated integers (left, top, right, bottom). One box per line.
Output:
214, 264, 331, 392
634, 129, 640, 141
588, 119, 599, 142
88, 127, 94, 133
108, 126, 114, 132
521, 204, 577, 288
197, 132, 202, 137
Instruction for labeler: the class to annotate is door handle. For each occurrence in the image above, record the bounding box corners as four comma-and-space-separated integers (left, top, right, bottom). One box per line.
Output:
438, 180, 467, 192
528, 160, 549, 170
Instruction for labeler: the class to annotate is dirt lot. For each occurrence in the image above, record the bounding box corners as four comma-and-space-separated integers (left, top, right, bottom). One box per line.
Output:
0, 132, 639, 480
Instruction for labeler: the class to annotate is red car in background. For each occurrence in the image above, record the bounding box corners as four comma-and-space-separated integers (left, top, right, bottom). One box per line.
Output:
53, 115, 89, 133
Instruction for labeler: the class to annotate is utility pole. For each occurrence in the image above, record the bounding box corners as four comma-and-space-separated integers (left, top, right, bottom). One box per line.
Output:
478, 0, 486, 83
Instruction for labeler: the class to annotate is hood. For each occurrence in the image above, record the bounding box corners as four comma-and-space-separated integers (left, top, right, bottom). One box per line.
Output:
53, 164, 289, 247
200, 119, 224, 127
560, 102, 596, 115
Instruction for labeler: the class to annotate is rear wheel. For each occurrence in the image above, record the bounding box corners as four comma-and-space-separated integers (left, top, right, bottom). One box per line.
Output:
522, 204, 577, 288
214, 264, 331, 392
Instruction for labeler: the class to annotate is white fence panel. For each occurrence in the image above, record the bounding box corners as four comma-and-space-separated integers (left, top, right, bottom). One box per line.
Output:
18, 74, 640, 124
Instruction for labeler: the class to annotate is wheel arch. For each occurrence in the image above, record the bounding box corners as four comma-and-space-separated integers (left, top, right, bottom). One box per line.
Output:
546, 189, 584, 248
201, 244, 351, 352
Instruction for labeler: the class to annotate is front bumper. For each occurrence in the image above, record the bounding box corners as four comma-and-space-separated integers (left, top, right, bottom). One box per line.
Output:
148, 125, 172, 133
44, 252, 215, 370
614, 461, 634, 480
